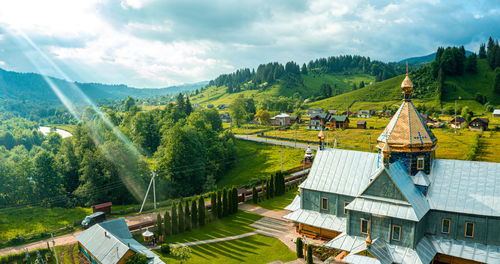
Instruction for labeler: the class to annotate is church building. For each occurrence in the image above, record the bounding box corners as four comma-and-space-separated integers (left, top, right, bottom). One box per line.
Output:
284, 73, 500, 264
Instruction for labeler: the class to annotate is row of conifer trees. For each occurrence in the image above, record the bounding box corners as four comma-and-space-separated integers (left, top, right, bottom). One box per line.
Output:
253, 172, 286, 203
156, 187, 239, 237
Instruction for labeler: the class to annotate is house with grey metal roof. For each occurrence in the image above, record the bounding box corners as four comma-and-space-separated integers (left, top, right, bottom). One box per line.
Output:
76, 218, 164, 264
284, 74, 500, 264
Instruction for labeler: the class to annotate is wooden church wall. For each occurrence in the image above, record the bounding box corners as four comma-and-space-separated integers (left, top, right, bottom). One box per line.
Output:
348, 211, 417, 248
301, 189, 354, 217
424, 211, 500, 246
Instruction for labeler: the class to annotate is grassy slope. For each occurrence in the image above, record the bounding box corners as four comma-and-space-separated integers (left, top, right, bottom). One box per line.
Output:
217, 140, 306, 188
308, 59, 496, 113
0, 206, 92, 241
157, 234, 296, 264
251, 188, 298, 211
161, 210, 262, 244
190, 73, 375, 107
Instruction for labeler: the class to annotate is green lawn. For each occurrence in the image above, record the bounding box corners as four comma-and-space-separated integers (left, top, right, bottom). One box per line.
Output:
218, 140, 306, 188
0, 206, 92, 241
251, 189, 298, 211
161, 210, 262, 244
156, 234, 296, 264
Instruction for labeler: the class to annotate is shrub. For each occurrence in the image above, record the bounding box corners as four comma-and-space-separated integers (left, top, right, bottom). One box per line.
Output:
210, 192, 216, 217
156, 213, 162, 238
232, 187, 239, 213
217, 190, 223, 218
160, 244, 171, 254
296, 238, 304, 258
306, 245, 313, 264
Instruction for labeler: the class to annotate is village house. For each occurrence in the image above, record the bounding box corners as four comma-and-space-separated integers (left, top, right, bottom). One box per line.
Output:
325, 115, 349, 130
219, 113, 231, 123
357, 120, 367, 129
342, 110, 354, 116
307, 108, 324, 117
469, 117, 489, 131
357, 110, 371, 118
493, 109, 500, 118
76, 218, 164, 264
448, 116, 466, 129
284, 74, 500, 264
308, 113, 329, 130
270, 113, 293, 126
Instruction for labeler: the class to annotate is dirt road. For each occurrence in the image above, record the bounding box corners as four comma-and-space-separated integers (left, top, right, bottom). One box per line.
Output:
0, 212, 158, 255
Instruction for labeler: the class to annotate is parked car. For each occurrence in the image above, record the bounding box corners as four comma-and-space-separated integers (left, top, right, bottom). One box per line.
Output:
81, 211, 106, 229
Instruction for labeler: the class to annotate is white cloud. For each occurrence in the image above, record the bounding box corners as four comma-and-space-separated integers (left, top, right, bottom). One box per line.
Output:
120, 0, 150, 9
0, 61, 5, 66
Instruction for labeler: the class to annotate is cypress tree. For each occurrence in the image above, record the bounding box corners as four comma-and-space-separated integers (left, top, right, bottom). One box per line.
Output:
270, 175, 275, 198
171, 203, 178, 235
266, 180, 270, 199
252, 186, 258, 203
210, 192, 216, 217
178, 202, 184, 233
228, 188, 233, 215
191, 199, 198, 229
217, 190, 223, 218
184, 201, 191, 232
198, 196, 205, 226
164, 211, 171, 236
296, 238, 304, 258
156, 213, 162, 238
232, 187, 239, 214
306, 245, 313, 264
223, 188, 228, 217
261, 182, 266, 201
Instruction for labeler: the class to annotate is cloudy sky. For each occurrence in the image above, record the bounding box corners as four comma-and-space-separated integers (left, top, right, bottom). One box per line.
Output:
0, 0, 499, 88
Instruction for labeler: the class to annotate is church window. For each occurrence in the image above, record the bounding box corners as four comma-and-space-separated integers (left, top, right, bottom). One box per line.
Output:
465, 222, 475, 238
441, 218, 451, 234
417, 156, 425, 170
360, 218, 369, 235
321, 198, 328, 211
343, 201, 349, 216
391, 225, 401, 242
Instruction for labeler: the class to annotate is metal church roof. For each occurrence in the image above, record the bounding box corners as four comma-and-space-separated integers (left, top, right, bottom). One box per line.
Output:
284, 195, 300, 211
324, 232, 368, 253
411, 171, 430, 187
346, 197, 419, 221
423, 235, 500, 263
299, 148, 379, 196
427, 159, 500, 217
283, 208, 346, 233
342, 255, 381, 264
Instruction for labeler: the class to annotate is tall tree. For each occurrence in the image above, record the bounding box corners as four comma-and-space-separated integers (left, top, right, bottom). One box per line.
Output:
494, 70, 500, 95
465, 53, 477, 73
217, 190, 223, 218
479, 43, 487, 59
156, 213, 162, 238
178, 202, 184, 233
171, 203, 178, 235
124, 96, 136, 111
164, 211, 171, 236
185, 97, 193, 116
210, 192, 217, 218
33, 150, 65, 206
184, 201, 191, 231
223, 188, 228, 217
176, 93, 186, 113
191, 199, 198, 229
198, 196, 205, 226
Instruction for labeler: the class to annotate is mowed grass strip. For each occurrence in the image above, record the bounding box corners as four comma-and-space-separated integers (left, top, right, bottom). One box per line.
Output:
162, 210, 262, 244
156, 234, 296, 264
217, 140, 305, 188
251, 189, 298, 211
0, 206, 92, 241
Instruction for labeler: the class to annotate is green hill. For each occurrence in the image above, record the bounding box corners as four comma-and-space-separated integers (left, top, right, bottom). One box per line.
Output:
307, 59, 497, 113
191, 72, 375, 107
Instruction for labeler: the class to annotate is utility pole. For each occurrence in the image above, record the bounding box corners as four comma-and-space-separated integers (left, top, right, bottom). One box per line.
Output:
281, 145, 283, 173
152, 171, 156, 210
140, 171, 156, 213
294, 125, 297, 147
454, 99, 457, 134
51, 234, 59, 264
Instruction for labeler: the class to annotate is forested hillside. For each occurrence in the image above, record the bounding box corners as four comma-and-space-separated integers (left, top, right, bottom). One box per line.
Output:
0, 95, 235, 209
0, 67, 205, 104
191, 55, 406, 110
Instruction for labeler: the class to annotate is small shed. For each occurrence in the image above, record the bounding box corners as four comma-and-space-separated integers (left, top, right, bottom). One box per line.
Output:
449, 116, 466, 129
469, 117, 489, 131
493, 109, 500, 117
357, 120, 367, 129
142, 229, 154, 244
93, 202, 112, 215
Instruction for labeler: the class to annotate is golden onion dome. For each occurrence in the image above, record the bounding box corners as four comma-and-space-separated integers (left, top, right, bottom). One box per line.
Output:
318, 129, 325, 140
401, 75, 413, 95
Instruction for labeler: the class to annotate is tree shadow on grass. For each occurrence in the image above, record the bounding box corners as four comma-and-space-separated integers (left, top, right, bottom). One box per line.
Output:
197, 242, 246, 262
